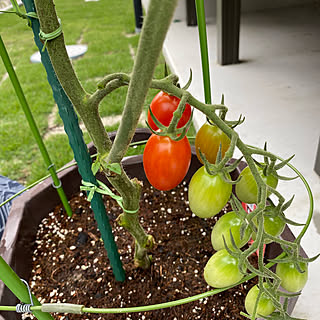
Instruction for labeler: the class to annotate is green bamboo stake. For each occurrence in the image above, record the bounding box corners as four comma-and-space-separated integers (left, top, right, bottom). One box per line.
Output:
0, 35, 72, 217
0, 256, 54, 320
195, 0, 212, 104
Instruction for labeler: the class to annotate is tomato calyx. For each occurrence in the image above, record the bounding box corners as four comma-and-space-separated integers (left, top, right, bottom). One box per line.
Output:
146, 92, 193, 141
208, 94, 245, 129
251, 143, 298, 183
198, 144, 243, 185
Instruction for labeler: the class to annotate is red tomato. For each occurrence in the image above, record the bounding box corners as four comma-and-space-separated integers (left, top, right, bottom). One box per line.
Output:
147, 91, 192, 130
143, 134, 191, 191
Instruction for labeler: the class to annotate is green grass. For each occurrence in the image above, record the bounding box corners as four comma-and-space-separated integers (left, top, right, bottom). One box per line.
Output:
0, 0, 167, 185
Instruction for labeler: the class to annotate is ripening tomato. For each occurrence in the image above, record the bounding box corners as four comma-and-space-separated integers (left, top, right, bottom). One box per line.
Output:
143, 134, 191, 191
245, 284, 276, 317
276, 262, 308, 293
195, 122, 230, 164
188, 166, 232, 218
211, 211, 252, 251
235, 166, 278, 204
147, 91, 192, 131
204, 249, 244, 288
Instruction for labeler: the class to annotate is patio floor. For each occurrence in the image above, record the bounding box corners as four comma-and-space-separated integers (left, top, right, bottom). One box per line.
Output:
161, 3, 320, 319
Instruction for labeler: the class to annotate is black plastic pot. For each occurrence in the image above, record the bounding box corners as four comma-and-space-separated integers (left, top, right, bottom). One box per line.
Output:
0, 128, 303, 319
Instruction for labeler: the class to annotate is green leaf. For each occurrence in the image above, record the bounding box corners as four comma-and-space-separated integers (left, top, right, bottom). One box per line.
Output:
106, 163, 121, 175
91, 160, 101, 175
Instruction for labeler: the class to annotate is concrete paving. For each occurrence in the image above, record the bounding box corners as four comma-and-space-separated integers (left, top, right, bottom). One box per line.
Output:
159, 3, 320, 319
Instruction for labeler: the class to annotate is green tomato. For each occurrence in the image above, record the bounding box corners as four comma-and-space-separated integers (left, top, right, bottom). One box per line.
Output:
188, 166, 232, 218
276, 262, 308, 292
251, 206, 286, 243
235, 166, 278, 204
204, 249, 244, 288
211, 211, 252, 251
245, 284, 276, 317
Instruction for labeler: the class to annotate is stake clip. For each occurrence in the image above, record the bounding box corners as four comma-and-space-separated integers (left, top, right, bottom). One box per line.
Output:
16, 279, 34, 313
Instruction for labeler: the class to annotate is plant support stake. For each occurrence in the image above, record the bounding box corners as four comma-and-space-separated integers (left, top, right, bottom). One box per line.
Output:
0, 35, 72, 218
195, 0, 211, 104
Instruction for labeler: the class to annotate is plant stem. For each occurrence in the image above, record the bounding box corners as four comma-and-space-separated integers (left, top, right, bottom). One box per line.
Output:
105, 0, 178, 268
108, 0, 179, 163
34, 0, 112, 154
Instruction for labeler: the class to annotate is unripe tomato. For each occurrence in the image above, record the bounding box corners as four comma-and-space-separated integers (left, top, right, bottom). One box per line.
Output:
195, 122, 230, 164
245, 284, 276, 317
211, 211, 252, 251
251, 206, 286, 243
235, 166, 278, 204
276, 262, 308, 292
143, 134, 191, 191
188, 166, 232, 218
204, 249, 244, 288
147, 91, 192, 131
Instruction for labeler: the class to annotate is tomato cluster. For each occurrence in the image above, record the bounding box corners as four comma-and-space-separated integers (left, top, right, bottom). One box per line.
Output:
143, 91, 192, 191
143, 92, 309, 317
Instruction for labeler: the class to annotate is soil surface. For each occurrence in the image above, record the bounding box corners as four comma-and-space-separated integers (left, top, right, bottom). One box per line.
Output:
27, 180, 258, 320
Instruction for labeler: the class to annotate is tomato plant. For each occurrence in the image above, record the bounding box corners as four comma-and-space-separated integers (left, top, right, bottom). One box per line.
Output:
143, 134, 191, 191
204, 249, 244, 288
235, 165, 278, 204
147, 91, 192, 131
211, 211, 252, 251
245, 284, 276, 317
276, 262, 308, 292
188, 167, 232, 218
195, 122, 230, 164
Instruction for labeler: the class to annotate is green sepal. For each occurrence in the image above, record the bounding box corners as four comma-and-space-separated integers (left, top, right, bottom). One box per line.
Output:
281, 195, 295, 212
264, 142, 270, 166
224, 114, 245, 129
274, 154, 295, 171
273, 172, 299, 181
226, 156, 243, 173
215, 143, 223, 164
147, 105, 167, 131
